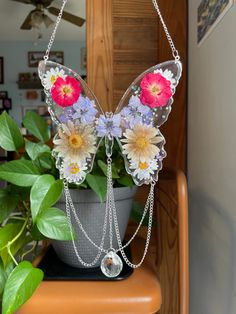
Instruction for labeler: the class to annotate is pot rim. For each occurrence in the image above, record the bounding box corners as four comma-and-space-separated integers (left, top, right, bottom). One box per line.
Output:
59, 186, 138, 204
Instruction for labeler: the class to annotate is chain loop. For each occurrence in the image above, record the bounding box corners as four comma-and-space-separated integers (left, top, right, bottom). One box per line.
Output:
152, 0, 180, 61
110, 181, 155, 268
64, 183, 109, 266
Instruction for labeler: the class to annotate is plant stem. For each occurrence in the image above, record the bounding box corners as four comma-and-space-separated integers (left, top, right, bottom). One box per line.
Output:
8, 218, 28, 247
7, 245, 18, 266
9, 216, 25, 221
1, 218, 29, 266
21, 241, 37, 261
15, 151, 20, 159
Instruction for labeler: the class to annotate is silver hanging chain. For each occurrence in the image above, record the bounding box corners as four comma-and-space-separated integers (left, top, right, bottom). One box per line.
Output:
107, 158, 115, 251
44, 0, 180, 62
63, 151, 156, 269
44, 0, 68, 61
107, 169, 156, 268
64, 180, 109, 267
64, 178, 154, 253
114, 189, 154, 268
152, 0, 180, 61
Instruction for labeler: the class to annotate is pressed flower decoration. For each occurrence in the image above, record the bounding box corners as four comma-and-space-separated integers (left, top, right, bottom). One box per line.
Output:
121, 124, 163, 163
130, 159, 158, 181
73, 95, 98, 124
155, 68, 176, 88
39, 58, 182, 185
96, 114, 122, 138
140, 72, 172, 108
43, 67, 66, 90
58, 106, 76, 123
51, 76, 82, 107
61, 159, 88, 183
120, 95, 152, 128
53, 121, 97, 163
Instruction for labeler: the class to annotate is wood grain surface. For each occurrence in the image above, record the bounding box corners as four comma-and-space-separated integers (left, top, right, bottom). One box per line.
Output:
156, 175, 180, 313
157, 0, 187, 172
113, 0, 158, 108
87, 0, 113, 111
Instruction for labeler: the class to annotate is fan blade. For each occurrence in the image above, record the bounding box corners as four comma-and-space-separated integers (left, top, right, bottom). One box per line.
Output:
20, 11, 33, 30
43, 14, 54, 28
47, 7, 85, 27
11, 0, 33, 4
11, 0, 54, 7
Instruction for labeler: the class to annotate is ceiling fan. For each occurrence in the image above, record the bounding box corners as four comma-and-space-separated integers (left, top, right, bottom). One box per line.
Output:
11, 0, 85, 30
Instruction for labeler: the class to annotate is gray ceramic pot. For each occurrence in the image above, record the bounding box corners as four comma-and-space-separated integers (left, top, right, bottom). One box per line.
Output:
52, 186, 137, 268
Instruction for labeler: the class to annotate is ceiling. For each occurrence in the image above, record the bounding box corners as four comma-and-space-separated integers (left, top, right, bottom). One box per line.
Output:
0, 0, 86, 41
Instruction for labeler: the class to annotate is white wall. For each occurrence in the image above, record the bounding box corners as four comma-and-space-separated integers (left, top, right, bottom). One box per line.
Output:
0, 40, 85, 125
188, 1, 236, 313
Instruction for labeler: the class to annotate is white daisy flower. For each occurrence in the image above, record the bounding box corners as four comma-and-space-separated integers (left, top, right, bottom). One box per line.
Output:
61, 159, 87, 183
53, 120, 97, 163
154, 68, 176, 87
130, 159, 158, 181
121, 124, 163, 163
43, 67, 66, 90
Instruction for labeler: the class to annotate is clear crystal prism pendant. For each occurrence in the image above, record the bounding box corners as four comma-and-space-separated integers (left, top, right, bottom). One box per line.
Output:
100, 251, 123, 278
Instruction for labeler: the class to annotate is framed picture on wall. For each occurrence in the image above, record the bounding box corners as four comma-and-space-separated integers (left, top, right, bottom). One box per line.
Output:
0, 91, 8, 99
28, 51, 64, 67
198, 0, 234, 45
22, 105, 38, 118
3, 98, 12, 110
0, 57, 4, 84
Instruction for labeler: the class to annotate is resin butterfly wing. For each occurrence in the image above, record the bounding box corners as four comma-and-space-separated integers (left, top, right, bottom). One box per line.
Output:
115, 60, 182, 186
38, 60, 104, 185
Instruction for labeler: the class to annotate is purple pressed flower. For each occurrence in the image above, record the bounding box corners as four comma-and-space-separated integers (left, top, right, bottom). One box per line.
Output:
120, 95, 152, 128
156, 151, 166, 161
143, 110, 154, 126
96, 114, 122, 138
59, 107, 76, 123
72, 95, 98, 124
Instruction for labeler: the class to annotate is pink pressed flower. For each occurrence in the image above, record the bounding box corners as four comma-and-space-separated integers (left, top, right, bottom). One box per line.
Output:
140, 73, 172, 108
51, 76, 82, 107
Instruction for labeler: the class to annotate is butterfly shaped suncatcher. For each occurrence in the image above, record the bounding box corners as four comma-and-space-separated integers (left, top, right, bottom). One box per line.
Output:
38, 0, 182, 278
39, 60, 182, 186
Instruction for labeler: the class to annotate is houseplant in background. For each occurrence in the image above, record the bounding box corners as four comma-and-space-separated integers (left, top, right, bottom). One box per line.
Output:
0, 110, 142, 314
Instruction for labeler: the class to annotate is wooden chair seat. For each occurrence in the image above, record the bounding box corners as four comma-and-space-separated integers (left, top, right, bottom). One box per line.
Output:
19, 238, 162, 314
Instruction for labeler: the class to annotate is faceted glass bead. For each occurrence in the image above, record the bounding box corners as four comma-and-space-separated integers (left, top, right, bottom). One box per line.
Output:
100, 251, 123, 278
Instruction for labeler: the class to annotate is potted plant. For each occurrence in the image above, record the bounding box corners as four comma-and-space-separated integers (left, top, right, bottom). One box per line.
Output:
0, 110, 141, 314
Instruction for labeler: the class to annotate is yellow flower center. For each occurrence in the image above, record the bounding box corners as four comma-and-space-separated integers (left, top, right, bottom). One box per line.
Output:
150, 84, 161, 96
139, 162, 149, 170
61, 85, 72, 97
68, 134, 83, 149
50, 75, 56, 84
69, 163, 80, 174
135, 137, 149, 149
